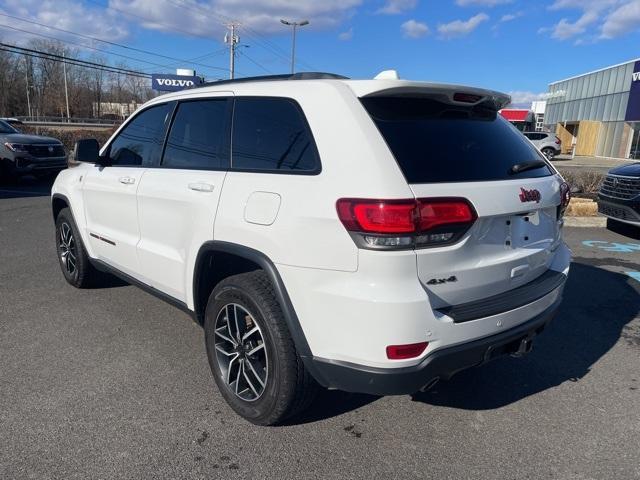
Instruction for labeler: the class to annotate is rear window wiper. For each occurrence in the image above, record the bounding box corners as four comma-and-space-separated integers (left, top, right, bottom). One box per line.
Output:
509, 160, 547, 175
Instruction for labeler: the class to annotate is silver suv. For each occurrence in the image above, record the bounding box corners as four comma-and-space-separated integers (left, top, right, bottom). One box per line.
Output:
523, 132, 561, 160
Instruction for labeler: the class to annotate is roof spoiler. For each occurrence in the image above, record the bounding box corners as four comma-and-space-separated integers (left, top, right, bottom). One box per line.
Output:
361, 85, 511, 110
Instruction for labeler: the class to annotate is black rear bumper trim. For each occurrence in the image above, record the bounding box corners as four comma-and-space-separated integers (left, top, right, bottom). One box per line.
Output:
437, 269, 565, 323
309, 300, 559, 396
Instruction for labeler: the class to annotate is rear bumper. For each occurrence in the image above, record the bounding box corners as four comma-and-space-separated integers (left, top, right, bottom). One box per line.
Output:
598, 197, 640, 226
309, 299, 559, 396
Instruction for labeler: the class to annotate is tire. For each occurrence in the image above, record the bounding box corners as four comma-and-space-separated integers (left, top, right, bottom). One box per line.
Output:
55, 207, 98, 288
0, 159, 18, 185
542, 148, 555, 160
204, 270, 318, 425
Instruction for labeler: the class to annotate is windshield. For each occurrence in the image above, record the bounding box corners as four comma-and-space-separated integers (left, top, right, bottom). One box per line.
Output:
0, 120, 18, 134
361, 96, 552, 183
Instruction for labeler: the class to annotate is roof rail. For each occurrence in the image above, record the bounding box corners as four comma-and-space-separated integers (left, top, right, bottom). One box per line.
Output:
200, 72, 349, 87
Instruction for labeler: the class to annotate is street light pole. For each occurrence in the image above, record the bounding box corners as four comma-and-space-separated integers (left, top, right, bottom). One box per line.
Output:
280, 19, 309, 74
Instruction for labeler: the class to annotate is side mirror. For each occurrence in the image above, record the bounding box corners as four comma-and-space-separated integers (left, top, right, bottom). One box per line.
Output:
74, 139, 100, 164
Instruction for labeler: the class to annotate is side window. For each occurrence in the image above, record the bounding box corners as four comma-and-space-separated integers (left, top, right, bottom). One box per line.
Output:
162, 99, 230, 170
232, 97, 320, 173
108, 104, 170, 166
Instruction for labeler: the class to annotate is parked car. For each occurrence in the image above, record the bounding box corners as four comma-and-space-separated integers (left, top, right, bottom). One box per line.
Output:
0, 119, 67, 181
0, 117, 24, 127
51, 73, 571, 425
523, 131, 562, 160
598, 162, 640, 227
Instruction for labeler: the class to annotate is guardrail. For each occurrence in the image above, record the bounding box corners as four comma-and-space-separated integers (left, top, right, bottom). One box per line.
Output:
21, 121, 118, 129
15, 116, 121, 126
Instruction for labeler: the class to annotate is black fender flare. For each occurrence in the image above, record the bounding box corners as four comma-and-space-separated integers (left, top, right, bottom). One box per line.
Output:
193, 241, 329, 383
51, 193, 71, 220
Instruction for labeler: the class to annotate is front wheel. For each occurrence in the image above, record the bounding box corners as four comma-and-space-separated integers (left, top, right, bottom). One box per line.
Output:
55, 208, 98, 288
204, 271, 318, 425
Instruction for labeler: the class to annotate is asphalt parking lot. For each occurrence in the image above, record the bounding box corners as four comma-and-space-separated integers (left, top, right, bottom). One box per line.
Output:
1, 177, 639, 480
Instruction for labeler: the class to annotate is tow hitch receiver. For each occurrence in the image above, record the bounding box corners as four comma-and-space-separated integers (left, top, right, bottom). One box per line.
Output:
510, 336, 534, 358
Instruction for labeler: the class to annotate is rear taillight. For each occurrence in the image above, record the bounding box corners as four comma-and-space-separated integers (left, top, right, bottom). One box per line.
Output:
558, 181, 571, 218
336, 197, 477, 250
555, 136, 561, 145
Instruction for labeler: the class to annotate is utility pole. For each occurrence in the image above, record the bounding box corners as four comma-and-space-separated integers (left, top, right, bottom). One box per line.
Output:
62, 52, 70, 121
225, 23, 240, 79
280, 19, 309, 74
24, 57, 32, 118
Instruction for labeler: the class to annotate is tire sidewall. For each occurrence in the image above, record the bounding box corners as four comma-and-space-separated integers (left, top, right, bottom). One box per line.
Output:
55, 209, 86, 287
204, 282, 286, 424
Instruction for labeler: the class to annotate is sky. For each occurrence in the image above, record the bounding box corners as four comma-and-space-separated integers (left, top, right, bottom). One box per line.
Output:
1, 0, 640, 105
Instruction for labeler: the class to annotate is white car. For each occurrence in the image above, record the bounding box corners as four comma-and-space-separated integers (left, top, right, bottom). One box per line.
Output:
522, 131, 562, 160
51, 72, 572, 425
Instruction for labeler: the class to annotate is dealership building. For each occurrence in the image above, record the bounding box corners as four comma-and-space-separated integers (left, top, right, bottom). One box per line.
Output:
545, 58, 640, 159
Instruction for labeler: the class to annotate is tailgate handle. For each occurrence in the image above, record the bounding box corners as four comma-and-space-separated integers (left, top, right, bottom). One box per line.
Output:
511, 265, 529, 279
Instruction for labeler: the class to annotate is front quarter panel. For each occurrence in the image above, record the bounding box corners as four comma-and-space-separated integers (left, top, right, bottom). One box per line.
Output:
51, 163, 95, 258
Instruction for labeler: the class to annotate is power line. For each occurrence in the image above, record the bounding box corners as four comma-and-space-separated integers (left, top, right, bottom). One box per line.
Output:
0, 47, 148, 79
0, 23, 176, 71
0, 11, 229, 72
0, 42, 151, 78
162, 0, 316, 71
238, 49, 272, 74
137, 48, 228, 73
84, 0, 218, 41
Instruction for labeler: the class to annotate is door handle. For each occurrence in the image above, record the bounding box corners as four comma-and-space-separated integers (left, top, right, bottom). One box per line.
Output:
188, 182, 215, 192
118, 176, 136, 185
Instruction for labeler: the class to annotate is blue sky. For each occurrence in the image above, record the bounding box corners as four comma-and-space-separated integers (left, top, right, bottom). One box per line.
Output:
1, 0, 640, 104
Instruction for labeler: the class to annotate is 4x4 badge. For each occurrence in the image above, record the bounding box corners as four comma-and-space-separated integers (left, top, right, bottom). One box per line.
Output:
519, 188, 541, 203
426, 276, 458, 285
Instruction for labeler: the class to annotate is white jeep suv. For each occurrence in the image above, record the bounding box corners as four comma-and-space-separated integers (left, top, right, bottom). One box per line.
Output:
52, 73, 571, 425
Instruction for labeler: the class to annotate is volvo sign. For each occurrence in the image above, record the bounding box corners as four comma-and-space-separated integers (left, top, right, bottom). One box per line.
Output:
151, 73, 203, 92
625, 60, 640, 121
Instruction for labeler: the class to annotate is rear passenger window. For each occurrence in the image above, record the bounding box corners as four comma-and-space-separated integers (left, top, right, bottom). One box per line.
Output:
108, 103, 170, 166
232, 97, 320, 173
163, 99, 229, 170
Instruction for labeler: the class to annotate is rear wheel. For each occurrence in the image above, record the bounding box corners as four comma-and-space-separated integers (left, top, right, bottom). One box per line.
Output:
541, 147, 556, 160
55, 208, 98, 288
204, 271, 318, 425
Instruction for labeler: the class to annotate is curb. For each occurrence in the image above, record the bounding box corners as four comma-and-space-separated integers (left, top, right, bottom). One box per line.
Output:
564, 216, 607, 227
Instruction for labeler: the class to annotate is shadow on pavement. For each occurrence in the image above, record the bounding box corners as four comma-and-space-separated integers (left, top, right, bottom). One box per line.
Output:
288, 389, 380, 425
412, 262, 639, 410
0, 174, 56, 199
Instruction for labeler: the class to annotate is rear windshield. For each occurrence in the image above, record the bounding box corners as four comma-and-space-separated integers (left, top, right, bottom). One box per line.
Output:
361, 96, 552, 183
